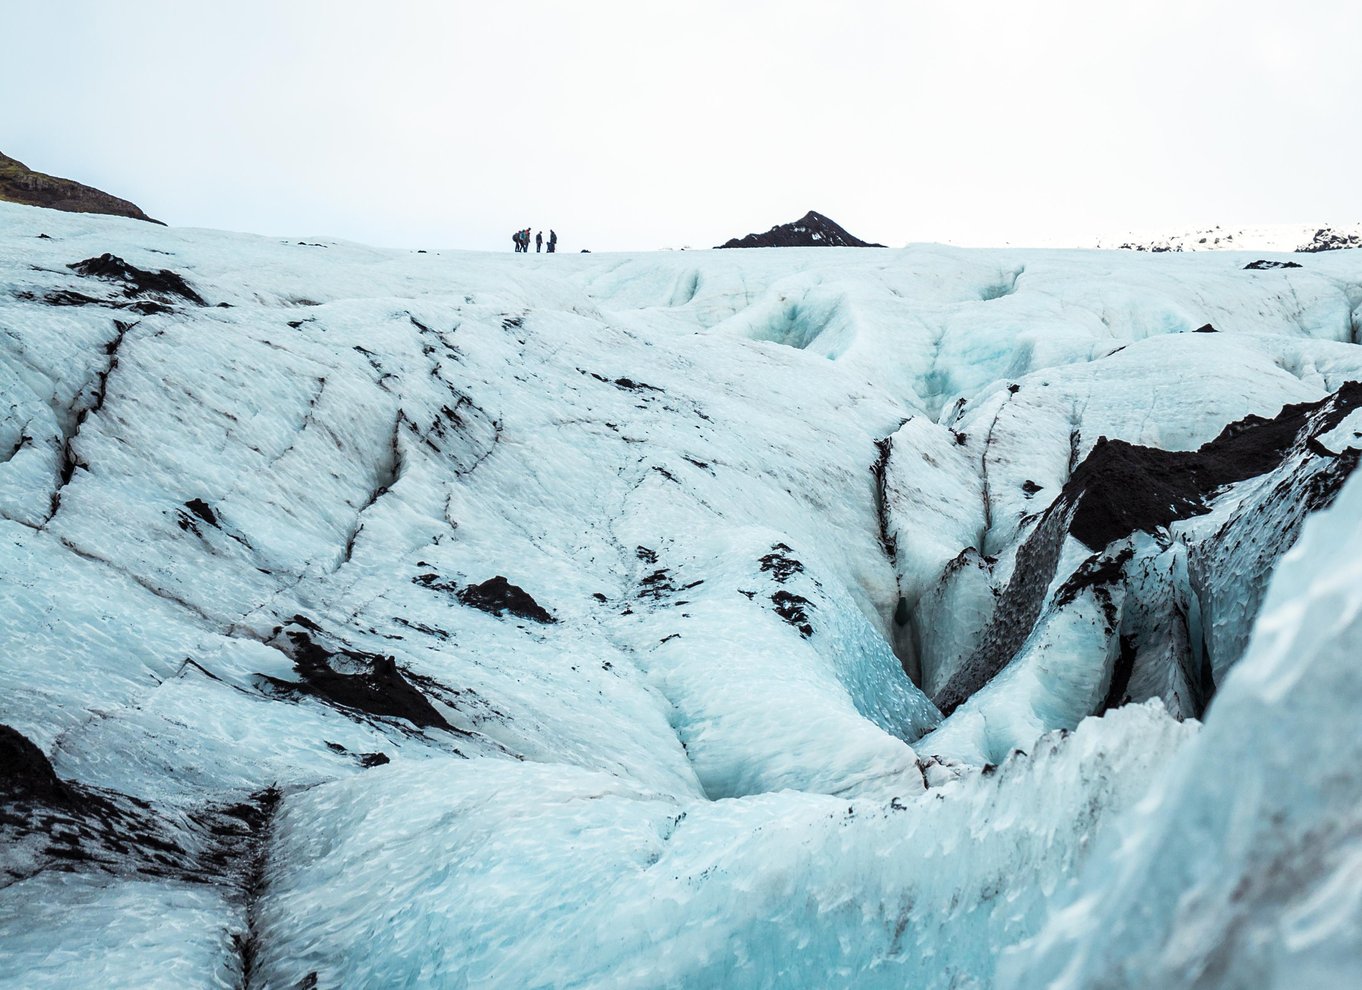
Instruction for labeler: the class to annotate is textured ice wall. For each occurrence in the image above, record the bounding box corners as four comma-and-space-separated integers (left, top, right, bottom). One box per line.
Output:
1001, 469, 1362, 989
252, 704, 1192, 990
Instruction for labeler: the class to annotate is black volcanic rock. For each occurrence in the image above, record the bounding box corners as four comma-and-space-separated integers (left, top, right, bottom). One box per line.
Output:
1, 151, 161, 224
1, 724, 71, 804
1296, 227, 1362, 253
458, 576, 557, 623
68, 253, 206, 306
1064, 384, 1362, 552
717, 211, 885, 249
268, 620, 454, 731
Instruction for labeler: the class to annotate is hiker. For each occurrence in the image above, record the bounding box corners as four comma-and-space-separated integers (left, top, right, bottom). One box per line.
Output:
548, 229, 557, 253
535, 231, 543, 253
511, 230, 520, 252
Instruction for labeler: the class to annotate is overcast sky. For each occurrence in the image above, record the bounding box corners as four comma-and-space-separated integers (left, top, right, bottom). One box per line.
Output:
4, 1, 1360, 252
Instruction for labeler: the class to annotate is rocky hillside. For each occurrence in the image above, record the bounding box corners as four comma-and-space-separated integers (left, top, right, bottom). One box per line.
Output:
1096, 223, 1362, 253
717, 210, 884, 248
0, 151, 160, 224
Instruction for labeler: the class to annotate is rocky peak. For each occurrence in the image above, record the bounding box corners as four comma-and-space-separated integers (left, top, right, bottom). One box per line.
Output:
0, 151, 161, 224
717, 210, 885, 249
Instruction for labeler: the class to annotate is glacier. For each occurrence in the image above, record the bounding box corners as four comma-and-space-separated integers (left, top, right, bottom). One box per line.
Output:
1, 202, 1360, 988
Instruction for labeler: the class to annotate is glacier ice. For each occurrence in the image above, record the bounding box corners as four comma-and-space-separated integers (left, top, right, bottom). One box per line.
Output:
1000, 468, 1362, 990
250, 704, 1192, 990
2, 202, 1361, 987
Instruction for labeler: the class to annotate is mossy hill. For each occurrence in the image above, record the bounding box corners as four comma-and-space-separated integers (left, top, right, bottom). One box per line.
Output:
1, 151, 160, 224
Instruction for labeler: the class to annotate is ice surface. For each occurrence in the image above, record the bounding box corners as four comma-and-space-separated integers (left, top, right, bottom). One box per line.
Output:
1000, 470, 1362, 990
2, 202, 1361, 986
0, 874, 240, 990
252, 704, 1192, 990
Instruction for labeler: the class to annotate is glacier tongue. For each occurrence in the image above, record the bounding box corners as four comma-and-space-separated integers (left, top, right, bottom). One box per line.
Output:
2, 202, 1362, 987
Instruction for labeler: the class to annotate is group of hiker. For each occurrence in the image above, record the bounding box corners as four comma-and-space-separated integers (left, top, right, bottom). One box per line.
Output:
513, 228, 557, 253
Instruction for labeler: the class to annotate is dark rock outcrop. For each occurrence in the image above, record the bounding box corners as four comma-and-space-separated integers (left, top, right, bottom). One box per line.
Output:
1, 151, 161, 224
717, 211, 885, 249
458, 577, 557, 623
68, 253, 206, 306
1065, 385, 1362, 552
266, 618, 453, 731
1296, 228, 1362, 253
1, 724, 71, 804
771, 590, 814, 638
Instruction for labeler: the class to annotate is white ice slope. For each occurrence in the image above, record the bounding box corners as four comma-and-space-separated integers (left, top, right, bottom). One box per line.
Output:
1, 202, 1361, 988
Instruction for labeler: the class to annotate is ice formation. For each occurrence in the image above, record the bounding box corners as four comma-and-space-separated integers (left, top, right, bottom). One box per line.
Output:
1, 202, 1360, 988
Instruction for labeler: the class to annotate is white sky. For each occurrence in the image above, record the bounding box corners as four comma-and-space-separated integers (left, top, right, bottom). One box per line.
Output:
4, 0, 1360, 252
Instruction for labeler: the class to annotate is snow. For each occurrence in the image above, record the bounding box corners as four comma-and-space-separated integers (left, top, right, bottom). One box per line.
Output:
2, 201, 1361, 986
1093, 222, 1362, 254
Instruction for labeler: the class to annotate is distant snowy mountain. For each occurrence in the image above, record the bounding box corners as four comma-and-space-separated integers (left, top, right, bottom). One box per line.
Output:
1096, 222, 1362, 253
717, 210, 884, 248
2, 202, 1362, 988
0, 151, 160, 224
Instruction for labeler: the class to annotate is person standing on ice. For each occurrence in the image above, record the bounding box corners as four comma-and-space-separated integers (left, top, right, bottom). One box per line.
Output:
512, 229, 522, 252
548, 229, 557, 253
535, 231, 543, 253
